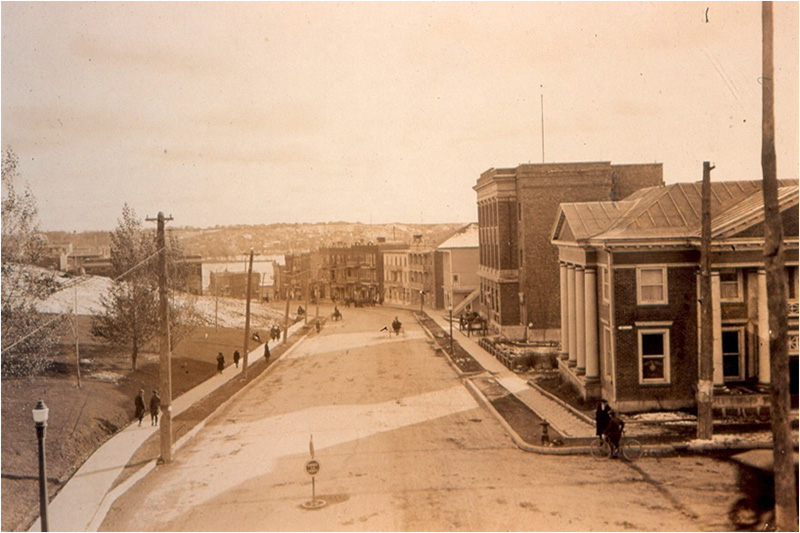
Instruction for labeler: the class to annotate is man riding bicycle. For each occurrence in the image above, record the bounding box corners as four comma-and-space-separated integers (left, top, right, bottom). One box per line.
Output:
603, 410, 625, 458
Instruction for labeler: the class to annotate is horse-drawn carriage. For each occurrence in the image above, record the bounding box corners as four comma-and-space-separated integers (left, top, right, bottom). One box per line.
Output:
459, 311, 488, 337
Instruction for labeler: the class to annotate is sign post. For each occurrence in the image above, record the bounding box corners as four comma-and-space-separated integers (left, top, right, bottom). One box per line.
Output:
302, 435, 326, 509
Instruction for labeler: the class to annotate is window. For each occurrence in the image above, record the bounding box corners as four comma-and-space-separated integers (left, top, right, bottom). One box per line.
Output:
452, 274, 460, 284
722, 328, 744, 381
638, 329, 670, 384
603, 326, 613, 380
601, 266, 610, 302
637, 267, 667, 305
720, 270, 742, 302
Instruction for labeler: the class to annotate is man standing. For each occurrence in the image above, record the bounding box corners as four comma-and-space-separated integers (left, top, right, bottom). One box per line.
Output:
216, 352, 225, 374
150, 390, 161, 427
233, 350, 241, 368
595, 399, 611, 439
134, 389, 146, 427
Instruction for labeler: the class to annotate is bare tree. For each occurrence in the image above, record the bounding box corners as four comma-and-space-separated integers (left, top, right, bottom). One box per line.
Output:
1, 148, 61, 377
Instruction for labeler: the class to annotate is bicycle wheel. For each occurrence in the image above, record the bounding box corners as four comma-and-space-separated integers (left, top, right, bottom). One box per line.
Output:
590, 439, 611, 460
621, 438, 643, 461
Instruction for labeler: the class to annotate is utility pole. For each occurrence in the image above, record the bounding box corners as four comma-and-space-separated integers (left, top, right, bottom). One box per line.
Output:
148, 212, 173, 464
242, 249, 254, 377
761, 3, 797, 529
305, 278, 310, 326
284, 283, 290, 345
697, 162, 715, 440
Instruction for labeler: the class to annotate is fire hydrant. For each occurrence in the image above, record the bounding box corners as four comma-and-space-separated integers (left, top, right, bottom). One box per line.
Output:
540, 421, 550, 446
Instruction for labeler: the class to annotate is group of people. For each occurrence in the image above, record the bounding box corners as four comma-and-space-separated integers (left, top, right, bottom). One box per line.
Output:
134, 389, 161, 427
595, 399, 625, 457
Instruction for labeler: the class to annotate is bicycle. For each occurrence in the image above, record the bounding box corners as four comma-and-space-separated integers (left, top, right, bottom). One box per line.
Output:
590, 432, 643, 461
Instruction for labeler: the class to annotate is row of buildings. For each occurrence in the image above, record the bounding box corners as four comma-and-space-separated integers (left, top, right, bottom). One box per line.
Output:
278, 160, 797, 414
276, 227, 480, 314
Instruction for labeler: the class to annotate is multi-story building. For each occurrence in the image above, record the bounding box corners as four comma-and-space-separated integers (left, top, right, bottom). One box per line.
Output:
474, 161, 663, 339
383, 247, 410, 306
551, 179, 799, 412
437, 223, 479, 312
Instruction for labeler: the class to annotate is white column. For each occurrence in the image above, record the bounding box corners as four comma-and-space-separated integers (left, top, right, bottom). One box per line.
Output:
757, 269, 771, 385
575, 266, 586, 375
585, 268, 599, 380
567, 265, 577, 366
560, 263, 569, 359
711, 271, 724, 386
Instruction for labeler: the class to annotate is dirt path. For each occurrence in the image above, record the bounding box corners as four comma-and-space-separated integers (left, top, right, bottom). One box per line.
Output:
100, 307, 739, 531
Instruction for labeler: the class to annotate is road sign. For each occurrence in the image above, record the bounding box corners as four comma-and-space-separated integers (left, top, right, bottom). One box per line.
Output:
305, 459, 321, 476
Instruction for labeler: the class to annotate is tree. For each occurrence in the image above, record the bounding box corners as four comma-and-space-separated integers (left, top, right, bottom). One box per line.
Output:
92, 205, 200, 369
92, 204, 159, 370
1, 147, 61, 377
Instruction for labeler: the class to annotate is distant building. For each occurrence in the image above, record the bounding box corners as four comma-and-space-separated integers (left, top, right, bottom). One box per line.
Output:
474, 161, 663, 339
551, 179, 799, 412
437, 223, 479, 312
383, 247, 410, 306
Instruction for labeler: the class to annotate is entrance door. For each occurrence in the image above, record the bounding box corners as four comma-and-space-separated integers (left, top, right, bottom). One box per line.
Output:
722, 328, 744, 381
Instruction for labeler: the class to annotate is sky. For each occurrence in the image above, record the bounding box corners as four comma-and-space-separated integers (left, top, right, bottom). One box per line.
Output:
2, 1, 798, 232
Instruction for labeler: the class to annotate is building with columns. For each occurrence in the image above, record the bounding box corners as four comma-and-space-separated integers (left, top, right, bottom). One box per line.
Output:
551, 179, 799, 412
474, 162, 663, 339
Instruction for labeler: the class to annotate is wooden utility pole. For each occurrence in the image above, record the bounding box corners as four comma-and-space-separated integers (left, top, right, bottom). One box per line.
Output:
284, 286, 290, 345
761, 3, 797, 530
242, 249, 254, 377
697, 162, 715, 440
149, 211, 173, 464
305, 278, 309, 326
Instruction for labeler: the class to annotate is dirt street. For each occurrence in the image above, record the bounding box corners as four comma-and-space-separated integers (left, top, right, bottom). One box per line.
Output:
100, 306, 739, 531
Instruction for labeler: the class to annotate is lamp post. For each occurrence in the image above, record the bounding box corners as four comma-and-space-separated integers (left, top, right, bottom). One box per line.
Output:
32, 400, 49, 531
449, 307, 454, 355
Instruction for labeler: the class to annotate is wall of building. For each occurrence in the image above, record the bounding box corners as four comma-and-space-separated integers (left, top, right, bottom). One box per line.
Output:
611, 264, 698, 411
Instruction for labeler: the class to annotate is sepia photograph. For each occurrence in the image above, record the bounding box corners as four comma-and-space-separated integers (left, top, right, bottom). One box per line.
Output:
1, 1, 798, 531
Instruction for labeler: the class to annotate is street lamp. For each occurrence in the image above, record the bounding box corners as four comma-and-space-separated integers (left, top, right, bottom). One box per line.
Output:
448, 307, 454, 355
32, 400, 49, 531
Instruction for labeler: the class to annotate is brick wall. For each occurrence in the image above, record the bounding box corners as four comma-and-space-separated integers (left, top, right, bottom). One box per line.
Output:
612, 265, 698, 410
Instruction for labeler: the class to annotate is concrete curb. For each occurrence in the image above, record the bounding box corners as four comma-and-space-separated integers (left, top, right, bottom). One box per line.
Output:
526, 379, 594, 425
85, 324, 314, 532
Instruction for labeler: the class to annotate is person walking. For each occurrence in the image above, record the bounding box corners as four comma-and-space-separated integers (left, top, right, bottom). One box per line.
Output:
595, 399, 611, 439
603, 410, 625, 458
233, 350, 241, 368
264, 341, 270, 361
149, 390, 161, 427
392, 317, 402, 336
134, 389, 146, 427
216, 352, 225, 374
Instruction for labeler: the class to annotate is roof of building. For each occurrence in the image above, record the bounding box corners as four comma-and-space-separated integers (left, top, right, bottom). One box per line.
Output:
554, 179, 799, 243
437, 223, 479, 249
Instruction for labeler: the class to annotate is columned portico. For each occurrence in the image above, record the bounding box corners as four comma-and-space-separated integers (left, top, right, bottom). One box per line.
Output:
567, 265, 577, 366
757, 269, 771, 385
584, 268, 599, 380
575, 266, 586, 375
560, 263, 569, 359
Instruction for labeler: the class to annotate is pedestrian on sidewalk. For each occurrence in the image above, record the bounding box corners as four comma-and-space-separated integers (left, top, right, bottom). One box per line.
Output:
392, 317, 402, 336
134, 389, 146, 426
233, 350, 241, 368
216, 352, 225, 374
264, 341, 270, 361
150, 390, 161, 427
603, 410, 624, 458
595, 399, 611, 439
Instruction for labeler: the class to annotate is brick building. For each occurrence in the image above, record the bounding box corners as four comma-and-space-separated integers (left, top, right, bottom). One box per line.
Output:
474, 162, 663, 339
551, 179, 799, 412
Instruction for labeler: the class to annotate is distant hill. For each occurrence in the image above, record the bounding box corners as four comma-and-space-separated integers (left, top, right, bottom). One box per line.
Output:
44, 222, 470, 259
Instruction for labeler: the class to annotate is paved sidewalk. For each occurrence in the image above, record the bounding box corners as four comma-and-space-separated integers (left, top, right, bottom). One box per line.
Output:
29, 322, 306, 533
427, 312, 595, 439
